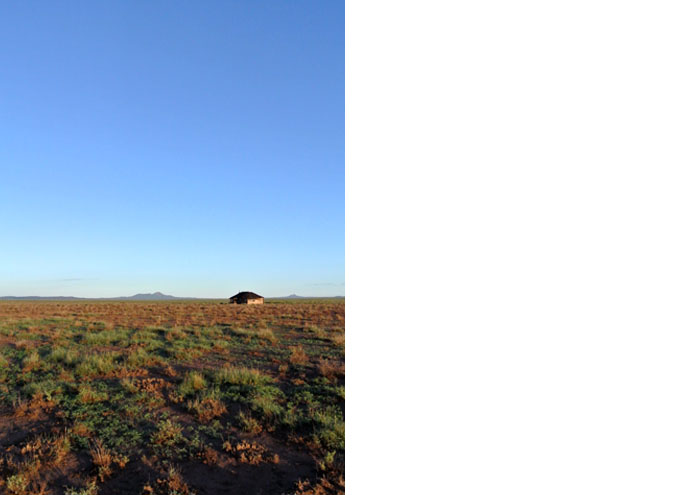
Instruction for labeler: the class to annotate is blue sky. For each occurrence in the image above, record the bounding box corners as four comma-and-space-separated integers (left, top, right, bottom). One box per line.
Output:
0, 1, 344, 298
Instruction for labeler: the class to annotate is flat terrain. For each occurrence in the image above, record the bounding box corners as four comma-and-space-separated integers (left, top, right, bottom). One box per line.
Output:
0, 301, 344, 495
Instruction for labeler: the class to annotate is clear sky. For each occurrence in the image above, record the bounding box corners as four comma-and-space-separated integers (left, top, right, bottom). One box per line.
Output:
0, 1, 344, 298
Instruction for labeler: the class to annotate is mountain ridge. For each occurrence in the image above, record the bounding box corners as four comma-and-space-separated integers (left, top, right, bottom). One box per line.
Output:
0, 293, 345, 301
0, 292, 190, 301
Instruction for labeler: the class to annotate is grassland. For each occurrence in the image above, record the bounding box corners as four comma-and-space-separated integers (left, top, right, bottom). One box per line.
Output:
0, 301, 344, 495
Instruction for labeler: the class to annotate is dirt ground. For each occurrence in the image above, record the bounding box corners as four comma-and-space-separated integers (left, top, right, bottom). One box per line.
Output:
0, 301, 345, 495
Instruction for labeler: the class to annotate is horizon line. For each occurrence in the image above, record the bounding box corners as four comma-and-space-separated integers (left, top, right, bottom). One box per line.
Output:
0, 294, 346, 300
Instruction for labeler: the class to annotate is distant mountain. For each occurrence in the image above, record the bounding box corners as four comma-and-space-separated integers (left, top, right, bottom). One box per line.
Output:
120, 292, 179, 300
0, 292, 193, 301
0, 292, 344, 301
271, 294, 345, 299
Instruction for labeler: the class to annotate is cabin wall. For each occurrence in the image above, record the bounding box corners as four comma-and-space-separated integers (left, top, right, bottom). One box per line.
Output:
229, 297, 265, 304
229, 297, 264, 304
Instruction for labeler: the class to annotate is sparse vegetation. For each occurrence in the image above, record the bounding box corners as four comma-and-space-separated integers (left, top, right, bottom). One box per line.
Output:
187, 394, 227, 423
0, 301, 344, 494
215, 365, 272, 386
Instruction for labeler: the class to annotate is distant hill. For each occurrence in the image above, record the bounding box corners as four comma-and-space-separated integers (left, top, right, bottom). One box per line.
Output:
272, 294, 345, 299
0, 292, 193, 301
0, 292, 344, 301
119, 292, 179, 300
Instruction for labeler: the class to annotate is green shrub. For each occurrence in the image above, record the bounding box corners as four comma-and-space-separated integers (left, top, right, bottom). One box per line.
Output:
311, 407, 345, 451
48, 347, 79, 366
75, 353, 117, 377
5, 474, 28, 494
23, 379, 62, 400
22, 350, 40, 370
77, 384, 108, 403
237, 411, 262, 434
250, 388, 284, 420
126, 347, 161, 368
215, 366, 272, 387
64, 480, 98, 495
179, 371, 207, 397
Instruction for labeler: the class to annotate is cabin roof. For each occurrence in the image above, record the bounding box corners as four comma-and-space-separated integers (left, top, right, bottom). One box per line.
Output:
229, 291, 263, 299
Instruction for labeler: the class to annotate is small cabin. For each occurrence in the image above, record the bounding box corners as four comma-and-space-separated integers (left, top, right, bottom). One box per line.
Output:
229, 291, 264, 305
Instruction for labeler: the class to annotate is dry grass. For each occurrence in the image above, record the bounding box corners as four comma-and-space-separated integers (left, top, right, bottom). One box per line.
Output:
1, 433, 74, 495
187, 396, 227, 422
179, 371, 207, 396
215, 365, 272, 386
90, 440, 113, 481
22, 351, 40, 372
317, 359, 345, 382
0, 300, 344, 330
89, 439, 128, 481
0, 300, 344, 495
151, 420, 183, 447
222, 440, 279, 465
77, 385, 107, 404
292, 476, 345, 495
289, 345, 309, 365
330, 332, 345, 347
13, 396, 55, 419
142, 466, 193, 495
